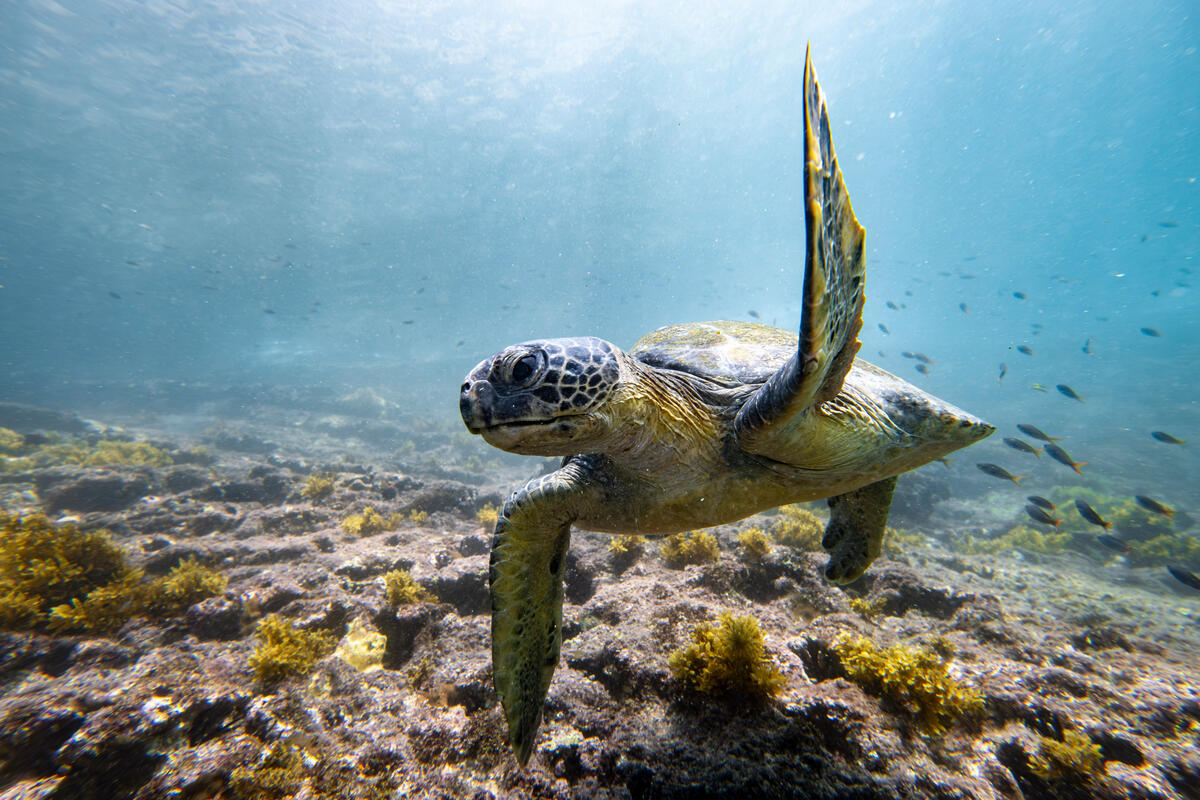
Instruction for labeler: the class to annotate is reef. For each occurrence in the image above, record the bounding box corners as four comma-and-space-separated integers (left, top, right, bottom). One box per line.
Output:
0, 391, 1196, 800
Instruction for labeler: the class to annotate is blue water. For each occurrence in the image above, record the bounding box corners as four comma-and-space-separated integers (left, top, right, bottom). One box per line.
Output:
1, 1, 1197, 499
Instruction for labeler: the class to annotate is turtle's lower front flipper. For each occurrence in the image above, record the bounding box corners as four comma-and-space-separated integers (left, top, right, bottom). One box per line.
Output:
489, 463, 596, 765
822, 476, 897, 583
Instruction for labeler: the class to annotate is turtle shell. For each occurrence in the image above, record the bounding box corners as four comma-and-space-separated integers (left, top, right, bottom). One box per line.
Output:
629, 320, 797, 385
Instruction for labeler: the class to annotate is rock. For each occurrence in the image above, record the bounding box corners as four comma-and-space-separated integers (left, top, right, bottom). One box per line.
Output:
163, 465, 211, 493
39, 469, 154, 512
865, 566, 976, 620
186, 596, 245, 640
402, 480, 477, 515
429, 554, 489, 615
457, 535, 489, 557
889, 471, 952, 526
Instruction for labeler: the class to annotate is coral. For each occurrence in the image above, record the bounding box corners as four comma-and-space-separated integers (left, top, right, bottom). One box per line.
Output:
333, 617, 387, 673
249, 614, 336, 684
475, 503, 499, 528
341, 507, 391, 536
300, 472, 336, 501
832, 634, 983, 733
660, 531, 720, 568
1029, 728, 1106, 781
668, 613, 786, 700
737, 527, 771, 560
383, 569, 436, 605
770, 504, 825, 550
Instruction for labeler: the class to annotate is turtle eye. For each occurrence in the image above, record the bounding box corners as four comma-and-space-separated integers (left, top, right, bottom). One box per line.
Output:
511, 355, 537, 384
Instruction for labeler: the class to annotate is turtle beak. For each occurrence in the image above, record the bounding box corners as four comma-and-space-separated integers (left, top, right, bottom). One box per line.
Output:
460, 373, 495, 433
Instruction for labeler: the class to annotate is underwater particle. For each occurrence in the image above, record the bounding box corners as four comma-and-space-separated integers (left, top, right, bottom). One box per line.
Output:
1029, 728, 1106, 782
1024, 505, 1063, 528
1016, 345, 1034, 356
1139, 327, 1162, 337
997, 363, 1006, 382
1003, 437, 1041, 458
667, 613, 786, 700
1013, 291, 1027, 300
1095, 534, 1130, 554
1027, 495, 1056, 511
831, 634, 984, 734
878, 323, 890, 335
333, 617, 387, 672
1056, 384, 1084, 402
1074, 499, 1112, 531
1017, 423, 1061, 442
248, 614, 336, 684
977, 463, 1024, 485
1150, 430, 1186, 445
1045, 443, 1086, 474
915, 363, 929, 375
383, 569, 436, 605
959, 302, 970, 314
660, 531, 720, 568
1134, 495, 1175, 518
1082, 337, 1093, 354
1166, 565, 1200, 591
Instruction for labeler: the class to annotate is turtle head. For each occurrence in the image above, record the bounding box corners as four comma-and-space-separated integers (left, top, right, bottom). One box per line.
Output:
460, 337, 622, 455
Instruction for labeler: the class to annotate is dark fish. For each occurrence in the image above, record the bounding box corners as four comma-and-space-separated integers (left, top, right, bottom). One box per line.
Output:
1074, 499, 1111, 530
914, 352, 935, 365
1025, 505, 1062, 528
747, 310, 760, 319
1151, 431, 1186, 445
901, 351, 916, 359
1134, 495, 1175, 518
1056, 384, 1084, 402
1017, 345, 1034, 355
108, 291, 122, 300
1082, 337, 1093, 355
878, 323, 890, 335
402, 319, 415, 325
998, 363, 1006, 382
1140, 327, 1162, 337
1166, 565, 1200, 591
915, 363, 930, 375
1017, 424, 1061, 442
1027, 495, 1056, 511
1013, 291, 1027, 300
1096, 534, 1130, 553
1003, 437, 1041, 457
263, 308, 276, 315
977, 463, 1024, 484
1158, 221, 1179, 228
1046, 443, 1087, 474
887, 301, 900, 310
959, 302, 970, 314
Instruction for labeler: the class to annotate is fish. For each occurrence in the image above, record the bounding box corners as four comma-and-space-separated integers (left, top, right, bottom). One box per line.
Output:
914, 353, 935, 365
915, 363, 930, 375
262, 308, 276, 315
998, 363, 1006, 382
1096, 534, 1130, 553
748, 310, 760, 319
1031, 384, 1049, 392
1158, 221, 1179, 228
1074, 499, 1111, 530
1151, 431, 1186, 445
1166, 565, 1200, 591
1017, 424, 1061, 442
1003, 437, 1041, 457
1134, 495, 1175, 518
959, 302, 970, 314
1056, 384, 1084, 402
1016, 345, 1034, 355
887, 301, 900, 310
108, 291, 122, 300
1025, 505, 1063, 528
1140, 327, 1162, 337
878, 323, 890, 334
901, 351, 916, 359
1082, 338, 1093, 355
1027, 495, 1056, 511
1046, 443, 1087, 474
1013, 291, 1027, 300
977, 463, 1024, 484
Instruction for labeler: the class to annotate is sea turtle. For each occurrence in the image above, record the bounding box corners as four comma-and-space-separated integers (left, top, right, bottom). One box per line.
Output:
458, 49, 994, 764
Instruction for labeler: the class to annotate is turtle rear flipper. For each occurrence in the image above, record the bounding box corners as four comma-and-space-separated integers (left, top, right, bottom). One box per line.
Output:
736, 46, 866, 460
822, 476, 896, 584
489, 465, 595, 765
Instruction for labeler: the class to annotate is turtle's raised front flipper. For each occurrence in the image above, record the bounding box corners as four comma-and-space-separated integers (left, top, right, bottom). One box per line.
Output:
822, 476, 896, 584
490, 463, 595, 765
736, 47, 867, 458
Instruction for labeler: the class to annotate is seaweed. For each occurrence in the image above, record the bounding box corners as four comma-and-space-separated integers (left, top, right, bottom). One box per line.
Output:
960, 525, 1074, 556
770, 504, 825, 550
407, 508, 429, 525
660, 531, 720, 568
668, 613, 786, 700
341, 507, 392, 537
832, 634, 984, 733
475, 503, 499, 528
383, 569, 436, 605
300, 472, 336, 501
333, 618, 387, 673
0, 427, 24, 453
1029, 728, 1105, 781
737, 527, 771, 561
249, 614, 336, 684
